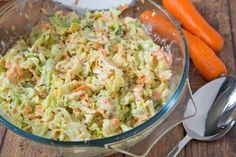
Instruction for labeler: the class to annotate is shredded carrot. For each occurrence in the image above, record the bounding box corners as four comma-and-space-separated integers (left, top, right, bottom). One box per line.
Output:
136, 83, 144, 88
95, 42, 103, 50
74, 108, 82, 113
152, 91, 161, 99
37, 92, 47, 98
42, 23, 50, 31
75, 85, 87, 92
13, 107, 17, 114
28, 114, 42, 120
6, 70, 17, 83
98, 109, 106, 114
5, 62, 12, 68
112, 117, 120, 125
103, 98, 111, 104
35, 105, 43, 113
136, 75, 146, 83
23, 105, 32, 114
16, 67, 24, 77
102, 18, 109, 24
81, 93, 89, 102
97, 28, 104, 33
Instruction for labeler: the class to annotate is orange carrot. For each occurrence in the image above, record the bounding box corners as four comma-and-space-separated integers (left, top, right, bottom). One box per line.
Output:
102, 97, 111, 104
162, 0, 224, 52
22, 105, 32, 115
183, 29, 227, 80
75, 85, 87, 92
140, 10, 180, 42
6, 68, 17, 83
112, 117, 120, 125
140, 10, 227, 81
16, 67, 25, 78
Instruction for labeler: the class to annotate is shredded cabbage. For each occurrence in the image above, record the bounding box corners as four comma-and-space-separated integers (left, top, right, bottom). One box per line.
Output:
0, 9, 172, 141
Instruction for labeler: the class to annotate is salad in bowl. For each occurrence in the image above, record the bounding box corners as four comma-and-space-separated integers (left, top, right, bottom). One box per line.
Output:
0, 9, 172, 141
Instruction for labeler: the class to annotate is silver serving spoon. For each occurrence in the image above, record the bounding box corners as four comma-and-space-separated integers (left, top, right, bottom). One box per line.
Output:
53, 0, 137, 15
167, 76, 236, 157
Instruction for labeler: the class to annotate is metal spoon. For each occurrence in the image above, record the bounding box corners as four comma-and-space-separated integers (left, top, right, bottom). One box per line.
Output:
167, 76, 236, 157
53, 0, 136, 15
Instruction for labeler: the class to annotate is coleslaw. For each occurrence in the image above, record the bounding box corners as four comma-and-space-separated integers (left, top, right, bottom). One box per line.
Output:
0, 9, 172, 141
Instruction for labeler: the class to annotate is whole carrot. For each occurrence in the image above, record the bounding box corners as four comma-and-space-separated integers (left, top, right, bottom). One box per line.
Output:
162, 0, 224, 52
183, 29, 227, 80
139, 10, 227, 81
140, 10, 180, 42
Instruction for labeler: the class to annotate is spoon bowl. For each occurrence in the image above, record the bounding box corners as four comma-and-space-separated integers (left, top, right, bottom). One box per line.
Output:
168, 76, 236, 157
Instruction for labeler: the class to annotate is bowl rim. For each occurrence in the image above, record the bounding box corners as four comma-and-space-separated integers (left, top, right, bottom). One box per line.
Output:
0, 0, 189, 147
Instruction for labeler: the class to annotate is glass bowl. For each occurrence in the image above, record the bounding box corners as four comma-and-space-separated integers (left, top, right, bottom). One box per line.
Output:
0, 0, 191, 156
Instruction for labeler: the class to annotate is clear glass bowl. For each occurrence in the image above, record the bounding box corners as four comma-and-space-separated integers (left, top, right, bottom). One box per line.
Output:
0, 0, 191, 156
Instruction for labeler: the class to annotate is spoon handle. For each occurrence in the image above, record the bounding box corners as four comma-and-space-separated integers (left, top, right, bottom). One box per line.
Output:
167, 134, 192, 157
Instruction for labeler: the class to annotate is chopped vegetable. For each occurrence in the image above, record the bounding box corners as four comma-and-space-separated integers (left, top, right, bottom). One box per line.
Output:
0, 9, 172, 141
